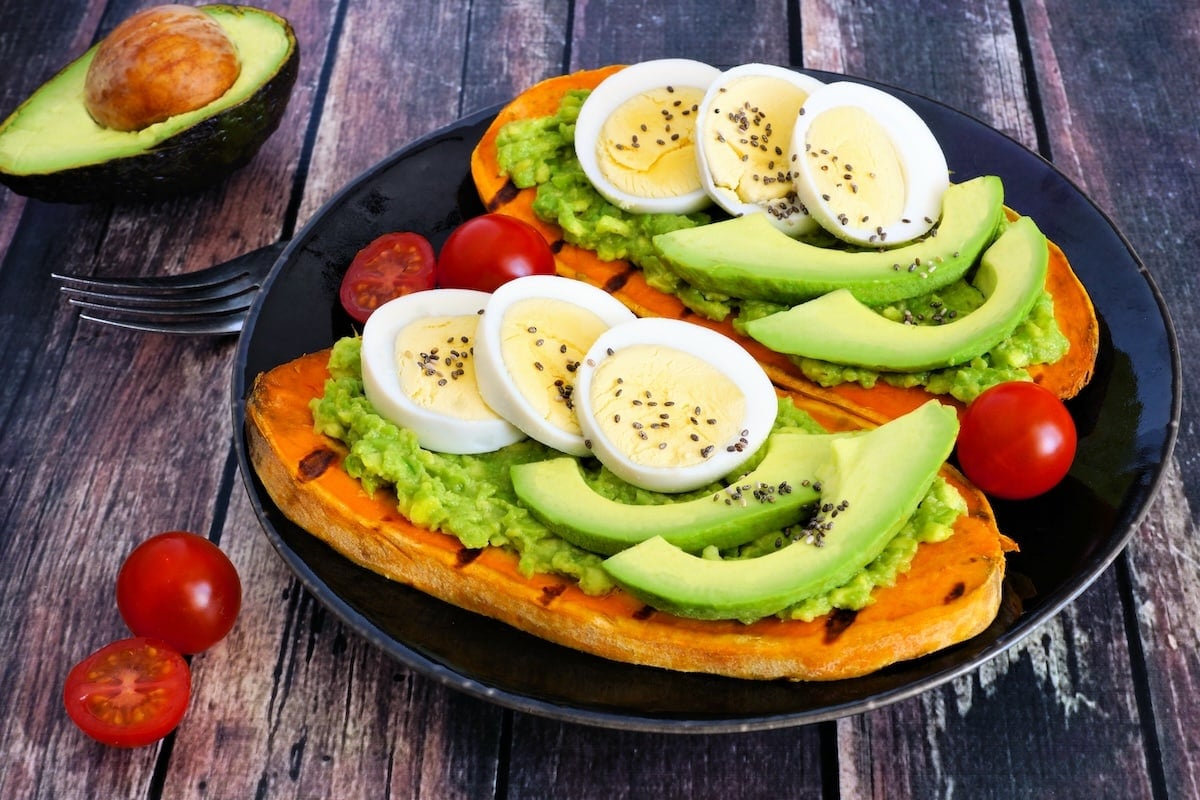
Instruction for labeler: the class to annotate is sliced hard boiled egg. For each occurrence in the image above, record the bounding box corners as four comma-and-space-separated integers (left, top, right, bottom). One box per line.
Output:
360, 289, 525, 455
574, 318, 778, 493
574, 58, 721, 214
790, 81, 949, 246
695, 64, 825, 236
474, 275, 637, 456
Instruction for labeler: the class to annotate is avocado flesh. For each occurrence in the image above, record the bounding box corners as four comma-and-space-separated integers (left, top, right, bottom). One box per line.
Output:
601, 400, 958, 622
652, 175, 1004, 306
510, 431, 844, 556
743, 215, 1049, 372
0, 5, 297, 202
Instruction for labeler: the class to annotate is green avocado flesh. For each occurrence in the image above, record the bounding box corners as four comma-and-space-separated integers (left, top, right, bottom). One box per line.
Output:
744, 215, 1049, 372
510, 431, 841, 556
312, 337, 963, 622
0, 5, 298, 202
651, 175, 1005, 306
602, 400, 958, 622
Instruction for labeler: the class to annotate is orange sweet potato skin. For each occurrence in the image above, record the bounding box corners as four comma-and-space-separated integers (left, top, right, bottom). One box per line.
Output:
470, 67, 1099, 420
245, 350, 1013, 681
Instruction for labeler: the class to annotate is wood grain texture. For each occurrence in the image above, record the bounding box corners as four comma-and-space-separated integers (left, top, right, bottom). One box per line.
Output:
506, 716, 827, 799
296, 0, 472, 227
0, 0, 1192, 797
1026, 1, 1199, 797
164, 488, 505, 799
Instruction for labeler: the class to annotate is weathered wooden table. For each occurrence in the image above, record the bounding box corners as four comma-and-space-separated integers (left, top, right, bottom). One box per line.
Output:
2, 1, 1195, 797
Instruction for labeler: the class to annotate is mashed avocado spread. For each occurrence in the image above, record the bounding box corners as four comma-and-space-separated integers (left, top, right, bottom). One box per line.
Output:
310, 336, 965, 622
495, 91, 1069, 403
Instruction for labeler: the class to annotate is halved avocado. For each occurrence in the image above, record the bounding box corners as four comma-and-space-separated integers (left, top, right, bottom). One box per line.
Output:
0, 5, 299, 203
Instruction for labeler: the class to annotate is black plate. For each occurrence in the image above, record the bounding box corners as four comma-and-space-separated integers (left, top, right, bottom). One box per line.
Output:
231, 71, 1180, 733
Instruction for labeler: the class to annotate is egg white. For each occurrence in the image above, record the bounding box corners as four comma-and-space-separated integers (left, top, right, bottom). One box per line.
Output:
574, 317, 779, 493
473, 275, 637, 456
790, 81, 949, 246
574, 58, 721, 214
695, 63, 826, 236
360, 289, 525, 455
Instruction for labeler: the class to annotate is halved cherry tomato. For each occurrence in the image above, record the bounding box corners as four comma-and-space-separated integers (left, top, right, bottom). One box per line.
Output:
63, 637, 191, 748
436, 213, 556, 293
116, 531, 241, 655
340, 231, 437, 323
956, 381, 1077, 500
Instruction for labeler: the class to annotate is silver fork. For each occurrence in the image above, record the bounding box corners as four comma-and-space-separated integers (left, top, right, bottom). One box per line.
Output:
52, 240, 289, 335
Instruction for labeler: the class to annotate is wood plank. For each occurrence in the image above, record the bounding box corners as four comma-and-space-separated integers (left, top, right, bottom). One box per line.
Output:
0, 0, 334, 796
569, 0, 794, 68
296, 0, 472, 228
1025, 0, 1198, 795
801, 0, 1037, 148
159, 0, 512, 796
506, 716, 826, 799
461, 0, 571, 113
799, 0, 1159, 796
838, 569, 1152, 798
165, 486, 506, 799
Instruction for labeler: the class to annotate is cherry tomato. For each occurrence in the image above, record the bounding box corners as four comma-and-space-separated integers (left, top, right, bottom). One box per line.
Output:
436, 213, 556, 292
955, 381, 1077, 500
116, 531, 241, 655
63, 637, 191, 748
339, 231, 437, 323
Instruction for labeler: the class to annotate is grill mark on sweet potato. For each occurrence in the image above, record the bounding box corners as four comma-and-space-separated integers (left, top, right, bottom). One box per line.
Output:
298, 448, 337, 482
604, 269, 634, 293
539, 584, 568, 605
456, 548, 483, 567
632, 605, 655, 620
944, 582, 967, 603
487, 180, 520, 211
823, 608, 858, 643
550, 239, 566, 253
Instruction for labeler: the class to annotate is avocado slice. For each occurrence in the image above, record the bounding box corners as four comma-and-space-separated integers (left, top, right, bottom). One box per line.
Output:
0, 5, 298, 203
510, 430, 844, 556
601, 399, 958, 622
651, 175, 1004, 306
743, 215, 1049, 372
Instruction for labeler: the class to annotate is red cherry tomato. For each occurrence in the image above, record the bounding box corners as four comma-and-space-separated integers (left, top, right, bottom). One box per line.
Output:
340, 231, 437, 323
63, 636, 191, 748
956, 381, 1077, 500
116, 531, 241, 655
436, 213, 556, 292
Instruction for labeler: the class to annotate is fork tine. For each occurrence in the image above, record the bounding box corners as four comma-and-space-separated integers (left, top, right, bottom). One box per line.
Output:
51, 240, 286, 294
53, 239, 288, 335
65, 285, 256, 317
60, 273, 260, 307
78, 312, 247, 337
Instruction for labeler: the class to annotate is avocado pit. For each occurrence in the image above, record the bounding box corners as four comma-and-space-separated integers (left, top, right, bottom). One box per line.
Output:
84, 5, 242, 132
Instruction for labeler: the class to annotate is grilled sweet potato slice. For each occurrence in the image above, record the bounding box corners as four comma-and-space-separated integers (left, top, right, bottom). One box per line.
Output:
470, 67, 1099, 420
245, 349, 1014, 681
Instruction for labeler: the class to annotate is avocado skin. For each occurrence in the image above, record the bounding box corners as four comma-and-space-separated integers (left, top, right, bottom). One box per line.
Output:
652, 176, 1005, 307
0, 7, 299, 204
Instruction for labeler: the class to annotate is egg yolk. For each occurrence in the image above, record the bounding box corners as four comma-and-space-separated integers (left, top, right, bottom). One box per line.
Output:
596, 85, 706, 199
588, 343, 746, 468
395, 315, 499, 421
702, 75, 811, 206
803, 106, 906, 229
499, 298, 610, 435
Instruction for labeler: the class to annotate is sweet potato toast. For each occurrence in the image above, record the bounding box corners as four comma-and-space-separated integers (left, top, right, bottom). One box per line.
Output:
469, 66, 1099, 421
245, 349, 1015, 681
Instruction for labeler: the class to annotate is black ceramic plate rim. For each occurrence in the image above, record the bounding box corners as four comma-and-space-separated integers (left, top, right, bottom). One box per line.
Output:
231, 69, 1181, 733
